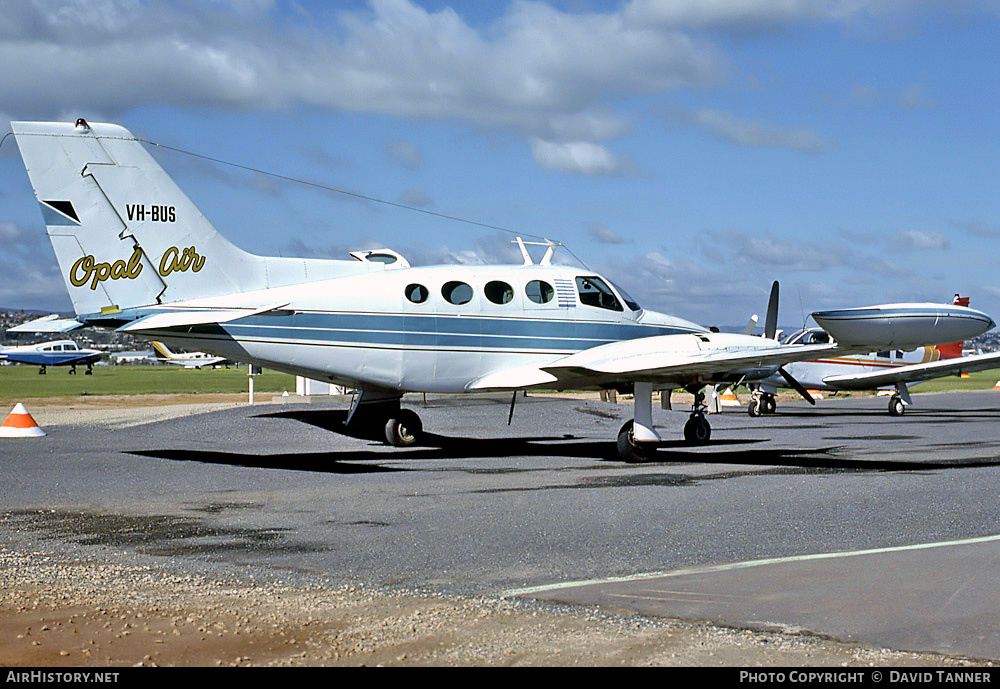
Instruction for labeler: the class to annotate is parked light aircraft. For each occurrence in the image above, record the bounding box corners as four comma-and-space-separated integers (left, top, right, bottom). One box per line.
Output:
747, 295, 1000, 417
0, 339, 102, 374
9, 120, 997, 460
151, 341, 229, 368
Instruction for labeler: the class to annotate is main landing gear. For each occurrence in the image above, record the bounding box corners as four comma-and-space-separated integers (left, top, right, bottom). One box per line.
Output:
747, 390, 777, 417
346, 388, 424, 447
616, 384, 712, 462
888, 394, 905, 417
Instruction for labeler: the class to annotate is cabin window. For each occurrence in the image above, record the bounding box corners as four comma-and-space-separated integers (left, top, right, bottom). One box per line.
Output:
442, 281, 474, 305
405, 283, 429, 304
485, 280, 514, 305
367, 253, 397, 264
877, 351, 891, 358
525, 280, 554, 304
575, 276, 623, 312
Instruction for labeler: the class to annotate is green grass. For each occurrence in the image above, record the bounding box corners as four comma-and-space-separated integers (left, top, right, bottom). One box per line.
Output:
0, 364, 297, 400
907, 368, 1000, 393
2, 361, 998, 402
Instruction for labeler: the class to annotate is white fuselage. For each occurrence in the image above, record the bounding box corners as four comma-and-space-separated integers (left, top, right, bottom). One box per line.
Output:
143, 264, 707, 393
760, 328, 945, 392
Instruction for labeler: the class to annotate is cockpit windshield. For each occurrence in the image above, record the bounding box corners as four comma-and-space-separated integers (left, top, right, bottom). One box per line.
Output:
610, 281, 642, 312
780, 328, 831, 345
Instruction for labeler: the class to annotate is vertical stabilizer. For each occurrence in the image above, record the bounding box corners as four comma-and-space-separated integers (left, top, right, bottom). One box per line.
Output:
12, 120, 372, 317
935, 294, 970, 359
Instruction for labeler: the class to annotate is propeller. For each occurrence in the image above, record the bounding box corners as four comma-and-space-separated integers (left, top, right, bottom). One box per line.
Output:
764, 280, 779, 340
777, 366, 816, 406
764, 279, 815, 405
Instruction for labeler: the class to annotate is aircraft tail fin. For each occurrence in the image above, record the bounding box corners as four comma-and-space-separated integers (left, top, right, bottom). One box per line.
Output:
935, 294, 970, 359
151, 342, 174, 361
11, 120, 372, 318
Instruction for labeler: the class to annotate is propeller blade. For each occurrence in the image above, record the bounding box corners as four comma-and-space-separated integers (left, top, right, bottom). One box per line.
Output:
778, 366, 816, 405
765, 281, 779, 340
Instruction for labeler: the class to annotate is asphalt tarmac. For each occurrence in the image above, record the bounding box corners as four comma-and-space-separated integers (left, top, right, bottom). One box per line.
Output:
4, 391, 1000, 659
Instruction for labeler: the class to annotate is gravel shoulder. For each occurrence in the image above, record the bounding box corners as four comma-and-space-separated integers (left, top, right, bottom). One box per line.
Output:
1, 546, 989, 667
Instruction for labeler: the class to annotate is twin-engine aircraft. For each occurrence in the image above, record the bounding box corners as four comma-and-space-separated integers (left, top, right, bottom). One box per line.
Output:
9, 120, 996, 460
747, 295, 1000, 417
0, 338, 102, 374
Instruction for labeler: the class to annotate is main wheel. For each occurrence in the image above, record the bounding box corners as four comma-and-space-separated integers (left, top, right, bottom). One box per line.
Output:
888, 395, 905, 417
616, 420, 651, 463
384, 409, 423, 446
762, 394, 777, 414
683, 414, 711, 444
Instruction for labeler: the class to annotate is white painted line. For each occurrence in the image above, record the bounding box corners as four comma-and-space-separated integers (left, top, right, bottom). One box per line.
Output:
503, 533, 1000, 598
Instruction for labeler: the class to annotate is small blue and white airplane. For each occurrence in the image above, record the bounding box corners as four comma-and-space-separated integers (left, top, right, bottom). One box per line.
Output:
9, 120, 996, 460
0, 338, 102, 374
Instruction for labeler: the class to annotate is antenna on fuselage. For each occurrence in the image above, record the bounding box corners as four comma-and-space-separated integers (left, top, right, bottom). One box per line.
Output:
513, 237, 563, 266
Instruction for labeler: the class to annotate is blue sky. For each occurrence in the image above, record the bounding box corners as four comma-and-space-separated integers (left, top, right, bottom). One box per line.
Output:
1, 0, 998, 328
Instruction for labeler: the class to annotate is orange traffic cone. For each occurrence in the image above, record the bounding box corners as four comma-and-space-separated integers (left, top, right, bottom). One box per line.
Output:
719, 388, 742, 407
0, 403, 46, 437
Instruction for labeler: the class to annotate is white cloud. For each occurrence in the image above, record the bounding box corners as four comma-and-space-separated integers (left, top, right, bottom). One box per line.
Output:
895, 229, 949, 250
530, 139, 638, 176
685, 108, 834, 153
588, 223, 626, 244
385, 139, 423, 171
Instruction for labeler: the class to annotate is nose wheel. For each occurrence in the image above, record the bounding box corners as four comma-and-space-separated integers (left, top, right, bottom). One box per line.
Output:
683, 413, 711, 443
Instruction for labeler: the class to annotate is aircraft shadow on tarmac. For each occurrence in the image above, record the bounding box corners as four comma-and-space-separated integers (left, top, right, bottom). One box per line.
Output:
126, 408, 1000, 475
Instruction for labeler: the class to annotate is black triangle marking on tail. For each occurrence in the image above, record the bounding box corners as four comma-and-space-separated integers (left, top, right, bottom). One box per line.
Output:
41, 200, 80, 223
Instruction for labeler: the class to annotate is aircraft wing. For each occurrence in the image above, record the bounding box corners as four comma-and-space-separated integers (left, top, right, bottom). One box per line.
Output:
822, 351, 1000, 390
6, 315, 85, 333
467, 333, 839, 390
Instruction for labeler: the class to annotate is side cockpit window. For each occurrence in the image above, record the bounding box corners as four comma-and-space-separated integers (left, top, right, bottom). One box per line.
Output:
575, 276, 622, 312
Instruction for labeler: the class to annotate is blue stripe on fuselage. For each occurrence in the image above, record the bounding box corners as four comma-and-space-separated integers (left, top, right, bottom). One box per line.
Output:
206, 312, 692, 351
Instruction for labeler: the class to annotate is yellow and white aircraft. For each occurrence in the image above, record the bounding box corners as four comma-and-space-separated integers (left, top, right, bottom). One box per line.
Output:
151, 341, 228, 369
747, 295, 1000, 417
9, 120, 996, 461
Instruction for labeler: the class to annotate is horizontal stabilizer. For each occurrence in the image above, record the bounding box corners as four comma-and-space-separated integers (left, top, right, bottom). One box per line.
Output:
6, 314, 84, 333
118, 303, 290, 333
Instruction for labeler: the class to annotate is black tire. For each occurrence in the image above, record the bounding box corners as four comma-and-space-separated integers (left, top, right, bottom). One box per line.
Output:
762, 394, 776, 414
748, 398, 762, 417
888, 396, 905, 417
616, 420, 650, 463
384, 409, 423, 446
684, 414, 711, 444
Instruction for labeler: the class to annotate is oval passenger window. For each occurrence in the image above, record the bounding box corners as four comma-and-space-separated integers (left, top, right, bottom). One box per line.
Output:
405, 283, 428, 303
485, 280, 514, 305
442, 281, 473, 305
525, 280, 554, 304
